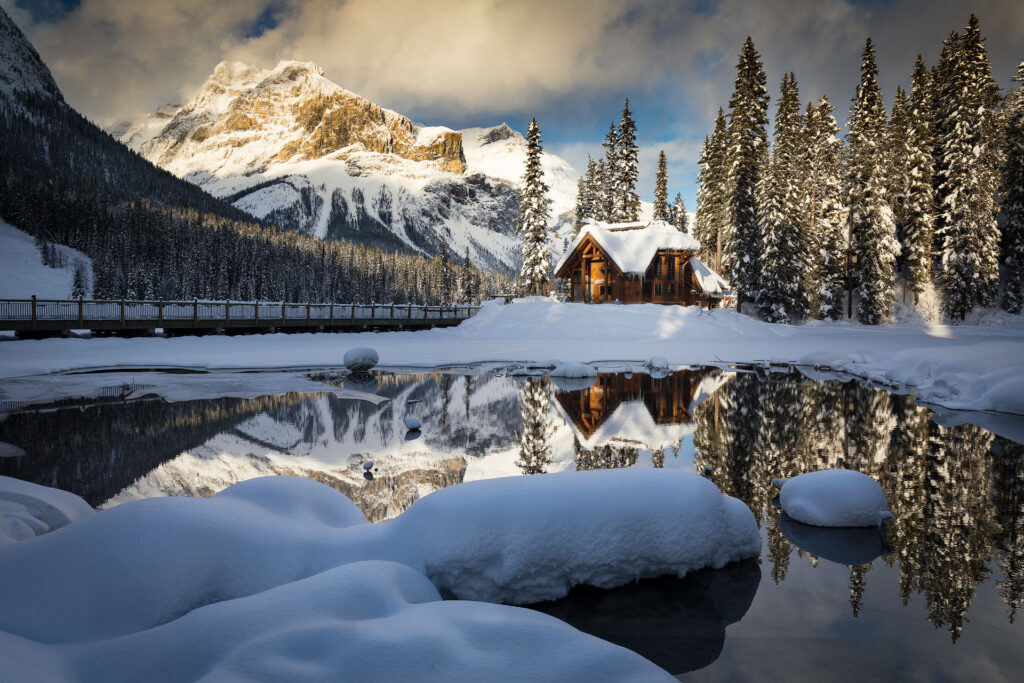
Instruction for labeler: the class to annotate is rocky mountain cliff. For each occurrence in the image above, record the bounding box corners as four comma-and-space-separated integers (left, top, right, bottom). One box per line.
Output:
115, 61, 578, 272
0, 8, 62, 104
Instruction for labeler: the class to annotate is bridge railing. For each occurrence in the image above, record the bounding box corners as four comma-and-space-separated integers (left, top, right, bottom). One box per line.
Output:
0, 298, 480, 325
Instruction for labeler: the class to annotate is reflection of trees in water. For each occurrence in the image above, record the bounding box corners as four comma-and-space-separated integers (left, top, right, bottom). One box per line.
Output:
692, 367, 1024, 639
516, 377, 554, 475
574, 438, 639, 471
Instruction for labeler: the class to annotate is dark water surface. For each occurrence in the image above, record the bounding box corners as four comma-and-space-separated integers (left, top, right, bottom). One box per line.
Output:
1, 366, 1022, 680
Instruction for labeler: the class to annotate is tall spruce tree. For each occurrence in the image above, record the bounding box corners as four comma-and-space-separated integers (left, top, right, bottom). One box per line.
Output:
888, 85, 914, 270
1002, 61, 1024, 313
804, 96, 848, 320
937, 15, 1003, 319
695, 108, 729, 270
574, 157, 597, 233
653, 150, 670, 221
847, 37, 900, 324
724, 37, 769, 311
904, 56, 937, 304
673, 193, 688, 233
758, 73, 805, 322
601, 124, 619, 220
617, 99, 641, 221
517, 117, 553, 296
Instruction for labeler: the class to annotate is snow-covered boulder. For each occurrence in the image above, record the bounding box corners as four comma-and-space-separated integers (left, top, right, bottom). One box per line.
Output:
772, 469, 895, 528
395, 469, 761, 604
343, 347, 379, 372
549, 362, 598, 390
0, 442, 26, 458
0, 476, 94, 545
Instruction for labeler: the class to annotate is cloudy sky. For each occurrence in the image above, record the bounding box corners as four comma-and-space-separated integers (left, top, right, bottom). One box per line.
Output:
4, 0, 1023, 207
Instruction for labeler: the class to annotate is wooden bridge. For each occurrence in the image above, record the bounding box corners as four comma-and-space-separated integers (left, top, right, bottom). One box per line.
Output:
0, 297, 480, 338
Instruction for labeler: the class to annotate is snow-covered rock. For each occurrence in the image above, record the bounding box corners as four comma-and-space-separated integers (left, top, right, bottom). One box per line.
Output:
0, 7, 62, 106
343, 346, 379, 372
772, 469, 895, 528
404, 416, 422, 430
0, 475, 94, 544
362, 461, 374, 471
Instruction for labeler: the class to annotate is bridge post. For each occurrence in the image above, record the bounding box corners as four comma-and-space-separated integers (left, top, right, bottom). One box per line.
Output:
225, 300, 230, 328
193, 299, 198, 327
370, 304, 375, 322
408, 304, 412, 321
390, 303, 394, 321
351, 303, 355, 321
255, 300, 259, 327
31, 295, 36, 331
120, 299, 125, 329
329, 303, 334, 326
281, 301, 286, 326
306, 301, 311, 325
77, 296, 83, 328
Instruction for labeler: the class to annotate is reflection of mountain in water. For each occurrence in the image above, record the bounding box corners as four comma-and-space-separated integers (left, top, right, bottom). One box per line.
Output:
692, 366, 1024, 641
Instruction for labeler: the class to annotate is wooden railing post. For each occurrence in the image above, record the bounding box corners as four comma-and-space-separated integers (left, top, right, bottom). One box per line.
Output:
329, 303, 334, 326
225, 299, 230, 328
390, 303, 394, 321
281, 301, 286, 326
408, 304, 412, 320
193, 299, 198, 327
31, 295, 37, 330
255, 300, 259, 326
78, 296, 83, 327
370, 304, 375, 322
158, 299, 164, 328
351, 303, 355, 320
306, 301, 311, 325
120, 298, 125, 329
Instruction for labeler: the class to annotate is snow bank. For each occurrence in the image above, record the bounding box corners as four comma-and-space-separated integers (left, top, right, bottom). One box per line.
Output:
0, 219, 92, 298
0, 559, 672, 682
0, 476, 94, 545
0, 471, 756, 679
343, 346, 378, 371
772, 469, 895, 528
395, 469, 760, 604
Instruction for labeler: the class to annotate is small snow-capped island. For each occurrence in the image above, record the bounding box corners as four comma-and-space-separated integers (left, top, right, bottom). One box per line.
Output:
1, 3, 1024, 682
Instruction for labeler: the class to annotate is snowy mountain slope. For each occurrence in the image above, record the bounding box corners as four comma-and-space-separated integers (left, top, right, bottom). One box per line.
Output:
0, 8, 61, 105
0, 220, 92, 298
114, 62, 580, 272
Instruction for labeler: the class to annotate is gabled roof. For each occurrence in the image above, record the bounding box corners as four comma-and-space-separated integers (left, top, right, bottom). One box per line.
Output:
689, 257, 730, 297
555, 219, 700, 276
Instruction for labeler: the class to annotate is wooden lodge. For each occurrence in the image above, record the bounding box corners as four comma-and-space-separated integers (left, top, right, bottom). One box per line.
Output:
554, 220, 729, 307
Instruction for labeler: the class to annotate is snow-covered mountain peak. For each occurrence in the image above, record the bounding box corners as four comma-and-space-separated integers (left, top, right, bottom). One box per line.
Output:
0, 7, 63, 105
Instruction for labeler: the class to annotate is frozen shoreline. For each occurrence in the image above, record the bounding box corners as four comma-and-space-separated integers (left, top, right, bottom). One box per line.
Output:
1, 298, 1022, 415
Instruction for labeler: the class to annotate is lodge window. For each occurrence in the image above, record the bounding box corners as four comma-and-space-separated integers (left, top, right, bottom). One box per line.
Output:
600, 285, 606, 295
654, 283, 662, 296
666, 282, 674, 295
654, 258, 663, 279
667, 258, 675, 279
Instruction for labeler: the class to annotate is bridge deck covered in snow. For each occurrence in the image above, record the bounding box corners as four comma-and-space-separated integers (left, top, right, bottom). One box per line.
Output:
0, 298, 479, 338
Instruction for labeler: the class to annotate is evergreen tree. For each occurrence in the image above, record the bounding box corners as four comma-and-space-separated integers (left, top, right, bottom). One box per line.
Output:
71, 261, 88, 298
601, 124, 619, 221
724, 37, 769, 311
517, 117, 553, 296
616, 99, 641, 221
937, 15, 1003, 319
672, 193, 688, 233
804, 97, 847, 320
847, 37, 900, 324
653, 150, 670, 221
904, 56, 938, 304
1002, 61, 1024, 313
574, 157, 598, 233
888, 86, 914, 269
695, 108, 729, 270
515, 377, 553, 475
758, 72, 804, 323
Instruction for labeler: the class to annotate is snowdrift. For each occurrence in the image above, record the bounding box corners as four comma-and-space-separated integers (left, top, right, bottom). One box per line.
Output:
0, 471, 757, 679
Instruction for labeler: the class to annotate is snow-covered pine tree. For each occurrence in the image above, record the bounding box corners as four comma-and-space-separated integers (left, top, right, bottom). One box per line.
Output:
574, 157, 596, 234
724, 37, 769, 311
758, 73, 804, 323
903, 56, 937, 304
653, 150, 670, 221
804, 96, 847, 320
617, 99, 641, 221
673, 193, 688, 233
695, 108, 729, 270
71, 261, 88, 298
847, 37, 900, 324
601, 124, 619, 221
888, 86, 914, 271
1002, 61, 1024, 313
517, 117, 553, 296
937, 15, 1003, 319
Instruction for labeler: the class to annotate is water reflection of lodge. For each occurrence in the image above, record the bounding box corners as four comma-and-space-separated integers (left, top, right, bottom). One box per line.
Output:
555, 368, 722, 443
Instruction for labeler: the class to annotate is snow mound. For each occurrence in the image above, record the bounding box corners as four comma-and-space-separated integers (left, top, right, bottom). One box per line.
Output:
0, 475, 94, 545
344, 347, 379, 372
395, 469, 761, 604
0, 559, 672, 682
772, 469, 895, 528
550, 362, 597, 378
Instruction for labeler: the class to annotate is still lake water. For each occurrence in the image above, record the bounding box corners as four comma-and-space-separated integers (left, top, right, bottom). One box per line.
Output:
1, 366, 1022, 680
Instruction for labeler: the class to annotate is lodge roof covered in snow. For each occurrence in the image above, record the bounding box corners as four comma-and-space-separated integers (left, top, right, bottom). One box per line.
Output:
555, 220, 700, 277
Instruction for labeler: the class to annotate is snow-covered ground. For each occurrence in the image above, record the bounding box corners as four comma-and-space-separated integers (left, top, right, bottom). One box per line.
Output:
0, 470, 756, 681
2, 298, 1022, 415
0, 220, 92, 298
